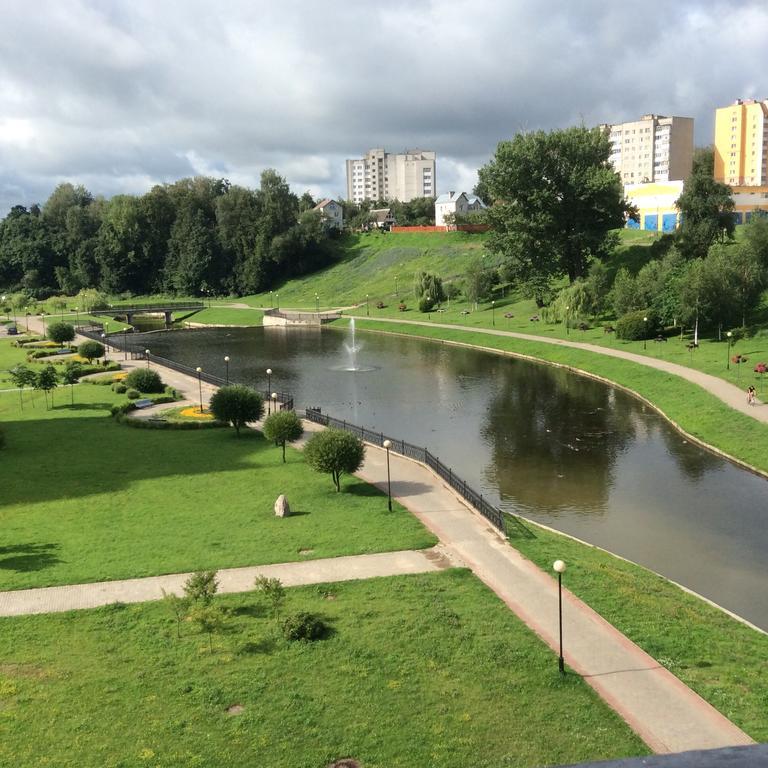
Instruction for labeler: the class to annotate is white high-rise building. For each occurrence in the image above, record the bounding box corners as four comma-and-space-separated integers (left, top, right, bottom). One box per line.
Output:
346, 148, 436, 203
603, 114, 694, 185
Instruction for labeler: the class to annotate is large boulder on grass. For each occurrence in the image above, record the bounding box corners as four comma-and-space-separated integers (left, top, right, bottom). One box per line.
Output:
274, 495, 291, 518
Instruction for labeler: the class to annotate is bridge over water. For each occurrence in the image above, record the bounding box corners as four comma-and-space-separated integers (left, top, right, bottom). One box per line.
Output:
91, 301, 205, 326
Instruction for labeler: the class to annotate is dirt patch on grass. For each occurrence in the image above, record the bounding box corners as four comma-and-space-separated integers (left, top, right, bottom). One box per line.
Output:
327, 760, 361, 768
226, 703, 244, 716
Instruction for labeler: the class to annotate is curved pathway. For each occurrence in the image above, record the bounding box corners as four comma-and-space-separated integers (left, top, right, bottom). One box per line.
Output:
0, 548, 454, 616
351, 316, 768, 424
9, 313, 755, 753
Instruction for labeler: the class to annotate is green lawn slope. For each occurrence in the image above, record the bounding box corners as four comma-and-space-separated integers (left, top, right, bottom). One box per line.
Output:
0, 570, 646, 768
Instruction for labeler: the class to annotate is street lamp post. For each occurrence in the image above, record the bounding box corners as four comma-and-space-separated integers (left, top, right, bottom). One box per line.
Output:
145, 349, 151, 369
101, 333, 108, 362
271, 392, 278, 414
74, 306, 79, 327
276, 294, 279, 310
643, 316, 648, 351
564, 305, 569, 335
41, 312, 47, 338
196, 367, 204, 413
123, 326, 128, 360
366, 294, 370, 316
266, 368, 272, 413
383, 439, 392, 511
492, 300, 496, 327
315, 293, 319, 313
553, 559, 567, 674
224, 356, 230, 385
726, 331, 733, 370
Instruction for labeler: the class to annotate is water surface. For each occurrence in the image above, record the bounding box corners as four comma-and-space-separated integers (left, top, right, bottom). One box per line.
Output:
143, 325, 768, 629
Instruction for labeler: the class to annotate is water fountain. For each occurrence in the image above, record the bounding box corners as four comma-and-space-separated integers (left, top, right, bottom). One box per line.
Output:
334, 317, 376, 372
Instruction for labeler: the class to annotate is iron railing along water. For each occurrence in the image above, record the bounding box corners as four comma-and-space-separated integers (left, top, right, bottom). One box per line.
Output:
304, 408, 532, 538
75, 323, 294, 411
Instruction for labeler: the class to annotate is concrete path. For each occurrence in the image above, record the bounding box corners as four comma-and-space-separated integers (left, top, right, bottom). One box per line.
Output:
352, 315, 768, 425
0, 548, 454, 617
340, 427, 754, 754
12, 313, 755, 753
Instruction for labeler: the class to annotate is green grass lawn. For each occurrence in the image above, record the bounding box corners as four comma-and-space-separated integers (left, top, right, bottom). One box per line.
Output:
0, 570, 647, 768
513, 523, 768, 742
182, 306, 264, 326
239, 230, 494, 310
0, 383, 435, 590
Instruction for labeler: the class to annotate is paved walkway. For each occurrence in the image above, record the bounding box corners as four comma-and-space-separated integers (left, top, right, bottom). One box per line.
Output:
351, 315, 768, 425
0, 548, 454, 617
343, 431, 753, 754
11, 314, 755, 753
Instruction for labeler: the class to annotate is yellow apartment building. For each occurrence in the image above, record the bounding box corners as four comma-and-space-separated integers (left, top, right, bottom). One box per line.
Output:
714, 99, 768, 186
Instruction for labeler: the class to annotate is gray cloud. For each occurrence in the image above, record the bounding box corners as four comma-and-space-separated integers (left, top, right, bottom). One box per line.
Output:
1, 0, 767, 214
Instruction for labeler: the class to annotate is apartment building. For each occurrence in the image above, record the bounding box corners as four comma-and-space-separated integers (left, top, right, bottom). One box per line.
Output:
346, 148, 436, 203
714, 99, 768, 186
604, 114, 694, 185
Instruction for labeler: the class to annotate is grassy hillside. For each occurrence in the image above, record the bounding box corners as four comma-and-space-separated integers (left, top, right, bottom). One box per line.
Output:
239, 230, 494, 310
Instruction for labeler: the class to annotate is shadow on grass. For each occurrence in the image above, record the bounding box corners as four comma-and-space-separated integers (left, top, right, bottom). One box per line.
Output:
0, 543, 62, 572
0, 415, 273, 509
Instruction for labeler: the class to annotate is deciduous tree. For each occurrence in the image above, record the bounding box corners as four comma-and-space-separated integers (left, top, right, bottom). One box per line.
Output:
480, 126, 630, 303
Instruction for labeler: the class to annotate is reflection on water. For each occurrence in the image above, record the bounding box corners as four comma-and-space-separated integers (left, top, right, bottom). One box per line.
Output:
142, 325, 768, 629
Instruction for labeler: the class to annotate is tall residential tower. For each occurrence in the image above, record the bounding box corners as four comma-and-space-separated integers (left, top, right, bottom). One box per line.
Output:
604, 114, 694, 184
346, 148, 436, 203
714, 99, 768, 186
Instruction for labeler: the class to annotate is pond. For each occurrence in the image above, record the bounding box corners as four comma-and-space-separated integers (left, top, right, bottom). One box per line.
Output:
141, 323, 768, 630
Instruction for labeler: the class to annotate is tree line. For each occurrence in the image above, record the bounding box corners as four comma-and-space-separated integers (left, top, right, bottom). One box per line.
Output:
0, 171, 341, 299
478, 127, 768, 337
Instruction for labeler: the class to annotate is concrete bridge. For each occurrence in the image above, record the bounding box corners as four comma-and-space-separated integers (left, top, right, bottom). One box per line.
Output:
91, 301, 205, 327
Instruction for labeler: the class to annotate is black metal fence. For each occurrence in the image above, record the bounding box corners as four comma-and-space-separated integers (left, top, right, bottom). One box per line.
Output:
304, 408, 532, 538
75, 323, 294, 411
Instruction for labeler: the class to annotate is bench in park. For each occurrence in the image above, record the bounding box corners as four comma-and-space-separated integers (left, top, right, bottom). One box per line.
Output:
134, 399, 154, 409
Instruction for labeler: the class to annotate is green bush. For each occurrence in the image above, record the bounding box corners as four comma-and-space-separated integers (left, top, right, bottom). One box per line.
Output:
124, 368, 164, 393
78, 340, 105, 363
615, 310, 659, 341
418, 295, 436, 313
47, 322, 75, 345
126, 388, 140, 400
303, 428, 365, 492
209, 385, 263, 437
113, 383, 127, 394
281, 612, 329, 642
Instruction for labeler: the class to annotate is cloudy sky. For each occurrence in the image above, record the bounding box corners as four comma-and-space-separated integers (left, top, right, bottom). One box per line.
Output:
1, 0, 767, 215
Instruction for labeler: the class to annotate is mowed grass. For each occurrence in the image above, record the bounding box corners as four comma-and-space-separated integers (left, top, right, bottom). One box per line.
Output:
352, 318, 768, 474
0, 570, 648, 768
512, 523, 768, 742
240, 230, 493, 310
0, 383, 435, 590
183, 306, 264, 326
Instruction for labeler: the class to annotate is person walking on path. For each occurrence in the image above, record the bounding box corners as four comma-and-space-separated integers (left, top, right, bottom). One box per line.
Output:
748, 385, 756, 405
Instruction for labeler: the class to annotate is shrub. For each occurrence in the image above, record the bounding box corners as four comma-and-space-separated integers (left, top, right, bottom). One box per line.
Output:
78, 340, 105, 363
209, 385, 263, 437
47, 322, 75, 345
126, 388, 140, 400
113, 383, 127, 394
304, 428, 365, 492
615, 309, 659, 341
281, 611, 328, 642
418, 295, 435, 313
125, 367, 164, 393
262, 410, 303, 462
184, 570, 218, 604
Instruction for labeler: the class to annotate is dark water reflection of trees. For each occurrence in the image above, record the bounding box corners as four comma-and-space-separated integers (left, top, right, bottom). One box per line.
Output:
481, 362, 636, 516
